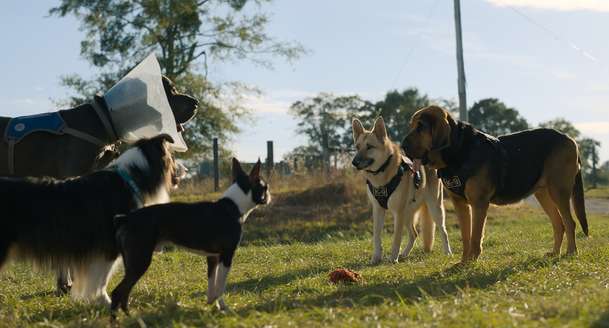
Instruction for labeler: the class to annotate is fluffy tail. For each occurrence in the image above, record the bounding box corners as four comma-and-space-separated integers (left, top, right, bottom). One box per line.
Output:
572, 165, 589, 237
420, 204, 435, 252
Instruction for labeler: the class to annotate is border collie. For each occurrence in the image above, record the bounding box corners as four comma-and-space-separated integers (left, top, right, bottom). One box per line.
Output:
110, 158, 271, 317
0, 134, 179, 304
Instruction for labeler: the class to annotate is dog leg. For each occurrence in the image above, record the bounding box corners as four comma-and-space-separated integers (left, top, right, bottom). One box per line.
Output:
469, 201, 489, 261
98, 259, 119, 305
535, 189, 565, 256
209, 252, 234, 311
389, 209, 406, 263
426, 199, 452, 255
76, 258, 116, 305
206, 256, 219, 304
400, 218, 418, 259
370, 205, 386, 265
419, 204, 435, 253
111, 245, 154, 317
450, 194, 472, 264
56, 268, 72, 296
0, 241, 8, 272
548, 186, 578, 255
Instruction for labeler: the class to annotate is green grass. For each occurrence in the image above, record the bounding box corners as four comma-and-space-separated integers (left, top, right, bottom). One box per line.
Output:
2, 180, 609, 327
587, 187, 609, 199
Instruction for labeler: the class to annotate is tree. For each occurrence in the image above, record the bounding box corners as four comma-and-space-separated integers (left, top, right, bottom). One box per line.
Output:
374, 88, 430, 142
50, 0, 305, 159
598, 161, 609, 186
539, 118, 581, 139
468, 98, 529, 136
538, 118, 602, 187
289, 93, 365, 172
579, 137, 601, 187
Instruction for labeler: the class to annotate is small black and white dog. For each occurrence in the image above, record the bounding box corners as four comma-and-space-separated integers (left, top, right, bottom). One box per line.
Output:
0, 134, 179, 304
110, 158, 271, 317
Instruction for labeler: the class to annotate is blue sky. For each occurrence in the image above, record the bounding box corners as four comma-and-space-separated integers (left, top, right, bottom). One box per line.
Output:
1, 0, 608, 163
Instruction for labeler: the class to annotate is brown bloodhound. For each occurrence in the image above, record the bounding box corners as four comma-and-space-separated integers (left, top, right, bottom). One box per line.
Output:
401, 106, 588, 263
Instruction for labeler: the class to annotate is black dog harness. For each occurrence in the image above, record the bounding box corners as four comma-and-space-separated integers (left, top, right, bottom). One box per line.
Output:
436, 120, 553, 204
436, 121, 501, 198
366, 156, 421, 209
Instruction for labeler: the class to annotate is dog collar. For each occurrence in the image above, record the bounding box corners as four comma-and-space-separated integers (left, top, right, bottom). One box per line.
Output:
365, 154, 393, 175
115, 168, 144, 208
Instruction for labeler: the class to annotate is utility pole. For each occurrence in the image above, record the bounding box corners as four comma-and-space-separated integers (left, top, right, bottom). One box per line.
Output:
592, 143, 598, 189
453, 0, 468, 122
212, 137, 219, 192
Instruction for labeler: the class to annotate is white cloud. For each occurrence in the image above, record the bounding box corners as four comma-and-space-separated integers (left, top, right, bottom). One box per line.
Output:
575, 121, 609, 135
241, 89, 381, 115
551, 70, 577, 80
243, 94, 291, 114
486, 0, 609, 13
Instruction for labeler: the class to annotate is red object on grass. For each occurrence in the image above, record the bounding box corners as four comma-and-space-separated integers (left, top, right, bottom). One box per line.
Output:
329, 268, 361, 284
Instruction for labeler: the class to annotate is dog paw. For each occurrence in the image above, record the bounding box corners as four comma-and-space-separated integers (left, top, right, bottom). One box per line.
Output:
215, 299, 230, 312
369, 256, 382, 265
55, 284, 72, 297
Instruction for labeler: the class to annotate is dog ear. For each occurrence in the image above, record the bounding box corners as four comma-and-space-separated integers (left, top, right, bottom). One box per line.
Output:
156, 133, 175, 144
372, 116, 388, 142
250, 158, 262, 179
352, 118, 365, 143
161, 75, 174, 92
425, 106, 452, 149
232, 158, 245, 180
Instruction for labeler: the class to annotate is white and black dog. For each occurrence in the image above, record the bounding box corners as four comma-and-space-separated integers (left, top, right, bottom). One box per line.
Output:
110, 158, 271, 318
0, 134, 179, 304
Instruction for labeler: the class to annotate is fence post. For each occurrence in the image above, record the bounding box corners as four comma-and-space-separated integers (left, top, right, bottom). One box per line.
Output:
266, 140, 274, 177
213, 137, 219, 192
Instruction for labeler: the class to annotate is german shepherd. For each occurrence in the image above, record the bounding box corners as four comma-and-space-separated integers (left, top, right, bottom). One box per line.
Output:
352, 117, 451, 264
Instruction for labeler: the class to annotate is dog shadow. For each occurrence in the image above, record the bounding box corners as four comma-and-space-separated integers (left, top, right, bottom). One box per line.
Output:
237, 255, 559, 315
19, 290, 56, 300
210, 260, 370, 298
591, 311, 609, 328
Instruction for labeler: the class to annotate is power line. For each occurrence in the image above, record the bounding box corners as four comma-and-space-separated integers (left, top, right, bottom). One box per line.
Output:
507, 5, 602, 66
390, 0, 441, 89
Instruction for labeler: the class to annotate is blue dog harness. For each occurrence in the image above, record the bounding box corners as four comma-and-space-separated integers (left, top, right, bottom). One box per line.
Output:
5, 112, 66, 141
114, 167, 145, 208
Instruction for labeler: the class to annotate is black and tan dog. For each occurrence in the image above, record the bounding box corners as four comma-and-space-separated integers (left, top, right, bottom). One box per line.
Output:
401, 106, 588, 263
0, 76, 197, 178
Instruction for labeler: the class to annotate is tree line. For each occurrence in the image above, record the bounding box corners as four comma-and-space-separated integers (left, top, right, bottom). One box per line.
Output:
50, 1, 606, 187
287, 90, 607, 187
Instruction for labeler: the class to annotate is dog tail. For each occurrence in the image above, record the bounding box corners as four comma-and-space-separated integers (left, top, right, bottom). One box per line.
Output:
420, 204, 435, 252
572, 160, 589, 237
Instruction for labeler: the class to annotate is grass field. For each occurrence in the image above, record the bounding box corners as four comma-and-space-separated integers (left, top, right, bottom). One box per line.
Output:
587, 187, 609, 199
2, 175, 609, 327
